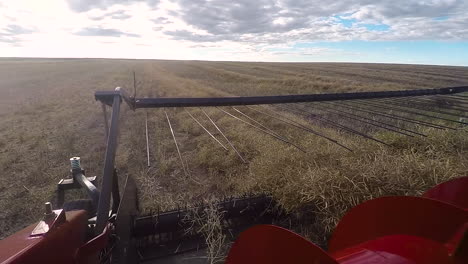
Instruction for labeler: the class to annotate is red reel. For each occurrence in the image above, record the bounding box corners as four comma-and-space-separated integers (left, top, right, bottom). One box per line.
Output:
227, 177, 468, 264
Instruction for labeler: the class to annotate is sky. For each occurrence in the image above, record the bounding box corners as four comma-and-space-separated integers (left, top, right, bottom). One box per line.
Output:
0, 0, 467, 65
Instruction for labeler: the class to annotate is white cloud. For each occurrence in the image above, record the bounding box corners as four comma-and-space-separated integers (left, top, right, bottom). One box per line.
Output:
66, 0, 160, 12
0, 0, 467, 61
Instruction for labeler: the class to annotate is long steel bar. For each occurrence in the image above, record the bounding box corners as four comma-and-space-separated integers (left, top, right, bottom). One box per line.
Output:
133, 71, 137, 100
375, 97, 468, 117
218, 107, 307, 153
433, 95, 468, 105
145, 111, 151, 167
246, 106, 353, 151
231, 107, 284, 139
328, 102, 452, 129
427, 95, 468, 110
165, 111, 188, 176
381, 98, 468, 119
185, 109, 228, 151
344, 101, 454, 129
200, 108, 246, 163
96, 89, 122, 234
280, 104, 390, 146
101, 103, 109, 143
111, 169, 120, 214
133, 86, 468, 108
420, 94, 468, 104
355, 100, 466, 126
445, 94, 468, 99
428, 96, 468, 111
406, 97, 468, 112
396, 97, 468, 116
307, 103, 415, 137
314, 102, 427, 136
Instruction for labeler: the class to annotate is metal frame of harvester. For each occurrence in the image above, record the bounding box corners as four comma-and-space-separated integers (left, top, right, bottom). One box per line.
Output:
0, 85, 467, 264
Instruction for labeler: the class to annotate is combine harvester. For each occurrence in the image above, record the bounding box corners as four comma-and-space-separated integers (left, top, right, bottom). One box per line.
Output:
0, 85, 467, 263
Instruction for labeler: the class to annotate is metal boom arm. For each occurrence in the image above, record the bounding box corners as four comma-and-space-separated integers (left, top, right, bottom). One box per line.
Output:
94, 86, 468, 109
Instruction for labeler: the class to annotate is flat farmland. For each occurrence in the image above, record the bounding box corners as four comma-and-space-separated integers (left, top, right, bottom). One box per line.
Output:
1, 58, 467, 251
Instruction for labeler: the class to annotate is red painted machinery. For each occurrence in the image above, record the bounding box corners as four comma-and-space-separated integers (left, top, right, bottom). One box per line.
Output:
227, 176, 468, 264
0, 86, 467, 263
1, 176, 466, 264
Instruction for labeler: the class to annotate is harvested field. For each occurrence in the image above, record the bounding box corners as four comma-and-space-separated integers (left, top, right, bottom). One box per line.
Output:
1, 58, 467, 254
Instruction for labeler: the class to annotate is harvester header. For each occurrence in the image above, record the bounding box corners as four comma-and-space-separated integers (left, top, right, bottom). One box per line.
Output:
0, 85, 467, 263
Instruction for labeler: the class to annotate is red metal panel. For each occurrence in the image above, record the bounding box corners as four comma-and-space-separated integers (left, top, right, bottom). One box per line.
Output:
328, 196, 468, 253
227, 177, 468, 264
423, 176, 468, 210
226, 225, 338, 264
75, 225, 111, 264
334, 235, 454, 264
0, 211, 88, 264
227, 227, 463, 264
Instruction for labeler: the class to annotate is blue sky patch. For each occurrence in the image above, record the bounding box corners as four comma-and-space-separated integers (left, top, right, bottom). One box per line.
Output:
433, 16, 449, 21
334, 16, 357, 28
334, 15, 390, 31
362, 24, 390, 31
284, 41, 468, 66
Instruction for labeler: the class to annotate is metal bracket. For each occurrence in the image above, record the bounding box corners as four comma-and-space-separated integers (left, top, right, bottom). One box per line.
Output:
57, 176, 97, 208
95, 87, 135, 110
30, 209, 66, 237
58, 176, 97, 190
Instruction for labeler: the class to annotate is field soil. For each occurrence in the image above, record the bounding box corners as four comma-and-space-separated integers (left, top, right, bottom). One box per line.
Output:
1, 59, 467, 251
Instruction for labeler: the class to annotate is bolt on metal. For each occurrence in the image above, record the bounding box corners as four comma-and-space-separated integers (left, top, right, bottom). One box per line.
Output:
70, 157, 81, 170
44, 202, 53, 216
